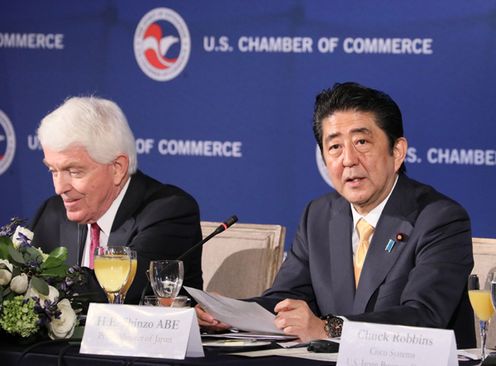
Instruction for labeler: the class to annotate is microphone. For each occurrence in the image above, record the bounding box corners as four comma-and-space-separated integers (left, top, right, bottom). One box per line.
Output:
212, 215, 238, 234
178, 215, 238, 261
139, 215, 238, 304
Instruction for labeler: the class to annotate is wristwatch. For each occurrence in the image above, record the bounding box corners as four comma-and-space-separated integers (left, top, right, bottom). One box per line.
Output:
321, 314, 343, 338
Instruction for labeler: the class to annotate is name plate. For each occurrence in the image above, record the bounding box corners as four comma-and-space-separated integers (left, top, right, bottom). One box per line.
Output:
336, 320, 457, 366
80, 304, 204, 359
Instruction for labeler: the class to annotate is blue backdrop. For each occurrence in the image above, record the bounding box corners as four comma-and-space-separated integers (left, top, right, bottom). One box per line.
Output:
1, 1, 495, 248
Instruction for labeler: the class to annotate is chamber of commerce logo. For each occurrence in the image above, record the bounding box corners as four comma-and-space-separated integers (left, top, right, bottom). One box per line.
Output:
0, 110, 16, 175
134, 8, 191, 82
315, 145, 333, 188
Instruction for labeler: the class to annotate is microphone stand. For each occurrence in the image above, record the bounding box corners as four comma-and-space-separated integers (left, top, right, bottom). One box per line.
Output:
139, 215, 238, 304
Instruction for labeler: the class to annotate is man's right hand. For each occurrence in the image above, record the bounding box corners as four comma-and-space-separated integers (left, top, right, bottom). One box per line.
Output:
194, 304, 231, 332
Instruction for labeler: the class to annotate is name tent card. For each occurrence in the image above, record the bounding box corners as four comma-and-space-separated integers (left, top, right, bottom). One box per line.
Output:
336, 321, 457, 366
80, 304, 204, 359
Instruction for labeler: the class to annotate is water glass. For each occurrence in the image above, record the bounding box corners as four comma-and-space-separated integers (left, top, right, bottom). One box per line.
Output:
149, 260, 184, 307
171, 295, 191, 308
143, 295, 160, 306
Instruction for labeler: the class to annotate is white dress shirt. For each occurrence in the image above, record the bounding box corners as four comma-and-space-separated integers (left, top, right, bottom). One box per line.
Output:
350, 175, 399, 257
81, 177, 131, 268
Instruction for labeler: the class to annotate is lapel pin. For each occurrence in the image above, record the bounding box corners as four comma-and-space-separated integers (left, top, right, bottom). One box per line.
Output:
396, 232, 407, 242
385, 239, 396, 253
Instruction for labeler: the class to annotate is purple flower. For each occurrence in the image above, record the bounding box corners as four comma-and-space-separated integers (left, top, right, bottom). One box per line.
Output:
0, 217, 24, 237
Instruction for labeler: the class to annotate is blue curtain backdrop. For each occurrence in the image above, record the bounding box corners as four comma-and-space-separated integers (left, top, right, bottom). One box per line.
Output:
0, 1, 495, 248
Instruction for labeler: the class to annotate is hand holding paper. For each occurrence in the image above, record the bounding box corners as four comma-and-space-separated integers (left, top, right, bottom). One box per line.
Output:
185, 286, 286, 334
195, 303, 231, 331
274, 298, 328, 342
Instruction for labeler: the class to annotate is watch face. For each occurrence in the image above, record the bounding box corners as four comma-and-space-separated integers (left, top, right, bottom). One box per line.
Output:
322, 314, 343, 338
328, 317, 343, 338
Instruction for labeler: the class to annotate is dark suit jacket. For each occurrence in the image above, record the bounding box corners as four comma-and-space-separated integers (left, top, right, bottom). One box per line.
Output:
255, 174, 475, 348
30, 170, 203, 305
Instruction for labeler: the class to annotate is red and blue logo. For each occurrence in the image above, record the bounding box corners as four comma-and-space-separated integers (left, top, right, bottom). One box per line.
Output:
0, 110, 16, 175
134, 8, 191, 81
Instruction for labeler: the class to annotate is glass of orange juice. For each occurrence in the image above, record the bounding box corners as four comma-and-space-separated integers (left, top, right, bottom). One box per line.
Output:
119, 249, 137, 303
468, 273, 494, 360
93, 246, 131, 304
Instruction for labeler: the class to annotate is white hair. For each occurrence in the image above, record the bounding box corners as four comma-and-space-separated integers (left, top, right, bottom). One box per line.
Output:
37, 96, 137, 174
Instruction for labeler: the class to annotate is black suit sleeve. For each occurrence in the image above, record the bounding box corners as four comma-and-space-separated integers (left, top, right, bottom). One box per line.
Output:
123, 187, 203, 304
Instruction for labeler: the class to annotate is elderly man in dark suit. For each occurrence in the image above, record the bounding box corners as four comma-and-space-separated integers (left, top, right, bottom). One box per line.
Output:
196, 82, 475, 349
31, 96, 202, 304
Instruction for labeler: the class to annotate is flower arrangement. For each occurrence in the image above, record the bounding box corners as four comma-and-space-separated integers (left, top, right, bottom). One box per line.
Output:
0, 218, 86, 340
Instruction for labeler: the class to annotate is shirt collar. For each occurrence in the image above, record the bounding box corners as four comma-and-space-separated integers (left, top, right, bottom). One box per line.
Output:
351, 174, 399, 230
94, 176, 131, 237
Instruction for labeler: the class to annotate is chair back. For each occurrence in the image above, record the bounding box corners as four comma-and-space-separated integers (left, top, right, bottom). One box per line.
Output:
472, 237, 496, 348
200, 221, 286, 298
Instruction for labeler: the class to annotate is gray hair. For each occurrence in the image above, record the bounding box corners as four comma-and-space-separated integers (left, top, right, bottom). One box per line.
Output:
38, 96, 137, 174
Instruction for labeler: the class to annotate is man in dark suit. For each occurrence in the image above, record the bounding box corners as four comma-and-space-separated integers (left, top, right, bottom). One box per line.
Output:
197, 82, 475, 348
31, 96, 202, 305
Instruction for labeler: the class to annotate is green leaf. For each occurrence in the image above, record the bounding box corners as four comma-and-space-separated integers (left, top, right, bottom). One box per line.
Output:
48, 247, 68, 261
70, 325, 85, 341
0, 237, 12, 246
7, 246, 25, 264
25, 246, 43, 260
11, 266, 21, 277
41, 247, 68, 269
40, 264, 68, 278
2, 286, 11, 297
41, 256, 64, 269
31, 276, 49, 296
0, 242, 9, 259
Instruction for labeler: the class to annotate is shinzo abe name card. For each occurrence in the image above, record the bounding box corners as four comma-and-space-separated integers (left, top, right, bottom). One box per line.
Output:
80, 303, 204, 359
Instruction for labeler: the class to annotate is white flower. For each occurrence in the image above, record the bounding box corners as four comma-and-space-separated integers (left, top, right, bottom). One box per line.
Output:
10, 273, 28, 294
48, 299, 77, 339
25, 283, 60, 306
11, 226, 34, 249
0, 259, 13, 285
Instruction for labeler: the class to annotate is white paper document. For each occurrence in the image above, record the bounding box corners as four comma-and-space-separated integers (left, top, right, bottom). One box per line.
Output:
202, 332, 295, 341
185, 286, 284, 334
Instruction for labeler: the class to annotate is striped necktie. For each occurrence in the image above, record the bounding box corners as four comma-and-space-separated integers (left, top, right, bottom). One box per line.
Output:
89, 222, 100, 269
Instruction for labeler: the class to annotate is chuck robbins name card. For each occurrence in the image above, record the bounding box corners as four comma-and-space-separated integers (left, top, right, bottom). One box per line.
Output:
336, 321, 457, 366
80, 304, 204, 359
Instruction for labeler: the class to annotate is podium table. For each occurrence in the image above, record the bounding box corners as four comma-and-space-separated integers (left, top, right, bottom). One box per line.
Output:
1, 337, 485, 365
1, 339, 334, 366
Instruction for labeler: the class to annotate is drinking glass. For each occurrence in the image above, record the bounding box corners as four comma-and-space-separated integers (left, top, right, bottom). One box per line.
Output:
171, 295, 191, 308
143, 295, 160, 306
491, 271, 496, 310
149, 260, 184, 307
468, 273, 494, 360
119, 249, 137, 303
93, 246, 132, 304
